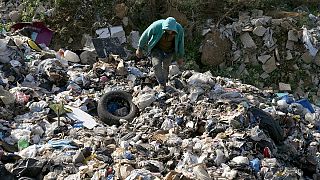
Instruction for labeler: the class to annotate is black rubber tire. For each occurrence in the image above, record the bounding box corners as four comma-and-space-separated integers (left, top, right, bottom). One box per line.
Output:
97, 90, 137, 125
248, 107, 284, 144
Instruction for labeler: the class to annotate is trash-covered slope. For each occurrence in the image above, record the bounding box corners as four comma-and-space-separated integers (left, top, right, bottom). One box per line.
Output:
1, 29, 320, 179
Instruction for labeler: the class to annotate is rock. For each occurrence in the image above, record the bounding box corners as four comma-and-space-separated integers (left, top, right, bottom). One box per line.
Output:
279, 82, 291, 91
201, 30, 231, 66
240, 32, 257, 49
301, 52, 313, 64
258, 55, 271, 64
115, 3, 128, 19
288, 30, 299, 42
253, 26, 267, 36
9, 10, 20, 22
286, 40, 295, 50
262, 56, 277, 73
80, 50, 97, 65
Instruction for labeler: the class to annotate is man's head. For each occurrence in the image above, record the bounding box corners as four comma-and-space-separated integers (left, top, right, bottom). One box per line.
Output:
162, 17, 177, 33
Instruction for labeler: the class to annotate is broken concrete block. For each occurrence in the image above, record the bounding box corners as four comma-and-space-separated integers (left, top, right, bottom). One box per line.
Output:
240, 32, 256, 49
128, 31, 140, 49
279, 83, 291, 91
253, 26, 267, 36
271, 19, 282, 26
288, 30, 299, 42
286, 40, 295, 50
110, 26, 126, 44
96, 26, 126, 44
96, 28, 110, 38
258, 55, 271, 64
262, 56, 277, 73
301, 52, 313, 64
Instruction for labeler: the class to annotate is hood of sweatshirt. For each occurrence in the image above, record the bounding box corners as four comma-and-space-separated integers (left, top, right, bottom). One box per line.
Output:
162, 17, 177, 33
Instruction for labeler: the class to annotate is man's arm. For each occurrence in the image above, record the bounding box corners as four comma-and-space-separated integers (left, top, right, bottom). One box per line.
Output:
136, 23, 155, 58
137, 23, 155, 51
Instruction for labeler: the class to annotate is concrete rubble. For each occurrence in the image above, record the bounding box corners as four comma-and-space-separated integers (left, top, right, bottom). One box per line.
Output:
201, 9, 320, 105
1, 1, 320, 180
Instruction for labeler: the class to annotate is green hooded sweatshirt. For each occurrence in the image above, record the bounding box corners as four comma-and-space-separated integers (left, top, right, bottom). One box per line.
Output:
137, 17, 185, 58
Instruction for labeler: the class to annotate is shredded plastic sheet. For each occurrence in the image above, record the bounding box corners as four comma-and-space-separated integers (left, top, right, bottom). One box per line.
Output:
66, 105, 97, 129
302, 27, 318, 57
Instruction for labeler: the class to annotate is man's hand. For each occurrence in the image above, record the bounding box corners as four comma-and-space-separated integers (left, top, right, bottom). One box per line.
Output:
177, 58, 184, 67
136, 48, 143, 59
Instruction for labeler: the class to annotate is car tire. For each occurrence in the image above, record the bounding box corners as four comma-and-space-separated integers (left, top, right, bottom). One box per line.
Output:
248, 107, 284, 144
97, 90, 138, 125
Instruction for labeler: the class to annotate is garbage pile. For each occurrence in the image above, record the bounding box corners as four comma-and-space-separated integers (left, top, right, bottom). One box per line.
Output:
1, 1, 320, 179
201, 8, 320, 105
1, 26, 320, 180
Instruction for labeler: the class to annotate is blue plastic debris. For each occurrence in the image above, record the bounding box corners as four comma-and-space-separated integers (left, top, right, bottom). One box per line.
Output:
250, 158, 261, 172
296, 99, 315, 113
